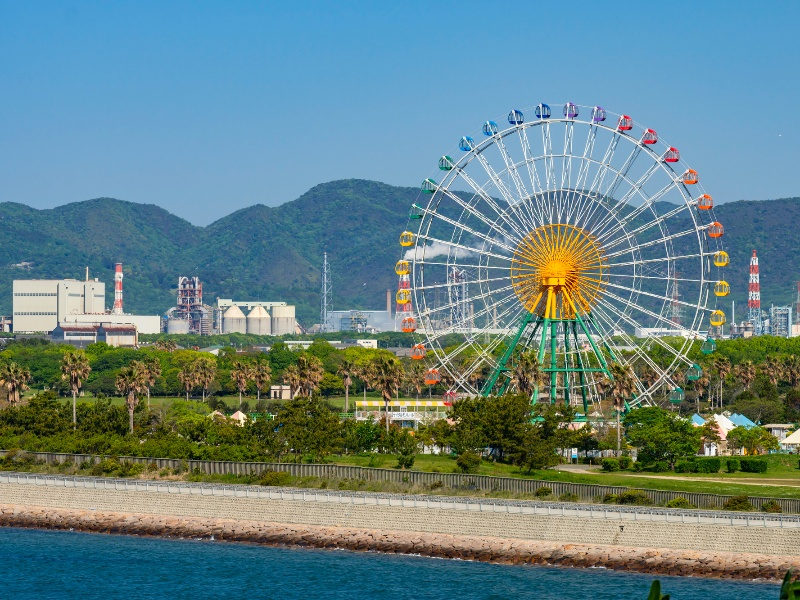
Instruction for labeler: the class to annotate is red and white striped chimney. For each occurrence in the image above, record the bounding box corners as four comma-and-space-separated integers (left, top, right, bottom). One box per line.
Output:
113, 262, 123, 315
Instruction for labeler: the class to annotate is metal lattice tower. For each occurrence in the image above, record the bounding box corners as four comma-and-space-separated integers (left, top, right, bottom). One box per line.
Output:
320, 252, 332, 332
748, 249, 762, 335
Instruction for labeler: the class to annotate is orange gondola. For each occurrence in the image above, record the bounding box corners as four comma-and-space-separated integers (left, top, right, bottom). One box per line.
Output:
424, 368, 441, 385
411, 344, 426, 360
401, 316, 417, 333
682, 169, 699, 184
696, 194, 713, 210
707, 222, 724, 238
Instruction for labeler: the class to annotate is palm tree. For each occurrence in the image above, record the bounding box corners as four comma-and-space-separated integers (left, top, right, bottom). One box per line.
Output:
600, 362, 636, 457
177, 362, 197, 401
337, 359, 356, 412
283, 364, 301, 399
511, 351, 542, 398
194, 356, 217, 402
763, 355, 784, 387
140, 356, 162, 411
357, 362, 376, 401
297, 355, 324, 397
693, 372, 710, 414
230, 360, 252, 409
154, 339, 177, 352
785, 355, 800, 389
734, 360, 756, 391
372, 355, 404, 433
251, 361, 272, 403
60, 350, 91, 426
116, 363, 147, 434
1, 362, 31, 407
405, 361, 426, 400
713, 356, 731, 410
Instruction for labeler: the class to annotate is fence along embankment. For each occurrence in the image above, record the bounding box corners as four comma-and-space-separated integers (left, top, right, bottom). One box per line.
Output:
3, 450, 799, 513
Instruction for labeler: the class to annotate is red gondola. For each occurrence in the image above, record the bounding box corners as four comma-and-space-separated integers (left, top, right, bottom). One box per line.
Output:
617, 115, 633, 131
663, 147, 679, 162
641, 129, 658, 145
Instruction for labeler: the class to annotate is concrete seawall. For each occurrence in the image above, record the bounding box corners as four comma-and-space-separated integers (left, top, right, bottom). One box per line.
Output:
2, 475, 800, 580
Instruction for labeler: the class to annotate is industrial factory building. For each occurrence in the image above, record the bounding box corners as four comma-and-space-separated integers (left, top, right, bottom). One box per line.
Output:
12, 268, 161, 335
215, 299, 297, 335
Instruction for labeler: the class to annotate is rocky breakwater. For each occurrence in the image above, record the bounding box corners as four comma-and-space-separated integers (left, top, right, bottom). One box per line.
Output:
2, 504, 799, 581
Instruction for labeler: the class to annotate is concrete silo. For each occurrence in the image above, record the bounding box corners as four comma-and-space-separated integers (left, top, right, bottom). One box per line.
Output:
246, 305, 271, 335
166, 318, 191, 335
222, 305, 247, 334
271, 305, 295, 335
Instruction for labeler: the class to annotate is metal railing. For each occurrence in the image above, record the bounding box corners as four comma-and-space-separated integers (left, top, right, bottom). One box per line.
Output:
2, 450, 800, 514
2, 471, 799, 529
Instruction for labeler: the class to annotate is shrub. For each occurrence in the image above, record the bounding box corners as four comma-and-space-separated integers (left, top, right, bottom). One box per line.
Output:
259, 469, 292, 487
740, 458, 768, 473
396, 450, 415, 470
601, 458, 620, 472
559, 492, 579, 502
696, 457, 721, 473
665, 497, 692, 509
674, 461, 698, 473
601, 493, 618, 504
632, 462, 644, 472
535, 486, 552, 498
618, 456, 632, 470
456, 452, 481, 474
723, 495, 754, 511
618, 490, 652, 505
651, 461, 670, 473
727, 458, 741, 473
762, 500, 783, 513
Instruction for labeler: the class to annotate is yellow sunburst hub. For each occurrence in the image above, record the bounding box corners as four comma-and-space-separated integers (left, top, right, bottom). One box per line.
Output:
510, 224, 606, 319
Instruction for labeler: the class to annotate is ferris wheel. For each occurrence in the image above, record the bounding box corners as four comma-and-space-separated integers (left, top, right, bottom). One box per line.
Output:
395, 103, 728, 412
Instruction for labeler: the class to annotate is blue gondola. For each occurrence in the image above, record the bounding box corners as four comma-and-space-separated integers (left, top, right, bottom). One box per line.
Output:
459, 136, 475, 152
482, 121, 499, 136
507, 110, 524, 125
535, 103, 551, 119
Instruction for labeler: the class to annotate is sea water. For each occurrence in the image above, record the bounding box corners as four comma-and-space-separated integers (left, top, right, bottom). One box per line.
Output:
0, 528, 780, 599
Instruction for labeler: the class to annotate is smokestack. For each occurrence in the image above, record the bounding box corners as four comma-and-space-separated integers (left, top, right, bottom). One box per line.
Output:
386, 289, 392, 316
113, 262, 123, 315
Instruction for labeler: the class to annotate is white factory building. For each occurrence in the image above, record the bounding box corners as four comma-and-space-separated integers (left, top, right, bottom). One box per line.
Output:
12, 278, 161, 335
215, 299, 297, 335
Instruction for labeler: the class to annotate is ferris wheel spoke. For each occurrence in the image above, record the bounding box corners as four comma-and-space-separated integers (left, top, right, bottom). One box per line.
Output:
599, 279, 709, 312
437, 188, 523, 245
415, 235, 514, 263
595, 184, 684, 246
417, 283, 517, 323
599, 287, 704, 333
471, 152, 536, 230
424, 209, 519, 255
415, 274, 511, 293
418, 260, 518, 272
602, 228, 697, 260
593, 177, 678, 244
451, 168, 530, 240
606, 272, 704, 283
517, 128, 547, 204
541, 122, 556, 194
606, 253, 704, 269
592, 299, 694, 368
494, 133, 532, 206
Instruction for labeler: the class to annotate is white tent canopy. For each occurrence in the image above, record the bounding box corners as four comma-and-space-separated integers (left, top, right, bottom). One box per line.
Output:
779, 428, 800, 449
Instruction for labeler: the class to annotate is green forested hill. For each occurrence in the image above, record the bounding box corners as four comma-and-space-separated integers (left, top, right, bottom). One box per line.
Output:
0, 180, 798, 326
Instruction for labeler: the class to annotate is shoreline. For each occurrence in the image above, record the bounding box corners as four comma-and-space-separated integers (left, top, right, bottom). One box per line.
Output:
1, 504, 796, 582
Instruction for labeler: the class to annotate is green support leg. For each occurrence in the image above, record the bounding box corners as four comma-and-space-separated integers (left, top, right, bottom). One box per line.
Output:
482, 311, 535, 396
563, 322, 571, 407
549, 320, 558, 403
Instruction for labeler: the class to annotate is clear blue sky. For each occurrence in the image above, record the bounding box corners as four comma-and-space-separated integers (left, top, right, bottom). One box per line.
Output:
1, 1, 798, 225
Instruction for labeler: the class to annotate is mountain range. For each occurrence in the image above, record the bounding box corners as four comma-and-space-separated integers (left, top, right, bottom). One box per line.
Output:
0, 179, 798, 327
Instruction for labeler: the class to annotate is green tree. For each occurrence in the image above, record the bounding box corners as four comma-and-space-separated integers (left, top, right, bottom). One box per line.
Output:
276, 397, 341, 462
60, 350, 91, 426
624, 407, 701, 468
510, 351, 542, 397
734, 360, 756, 391
601, 362, 637, 457
177, 362, 197, 401
371, 355, 404, 433
194, 356, 217, 402
713, 356, 731, 410
1, 361, 31, 407
140, 355, 162, 410
337, 359, 356, 412
230, 360, 252, 409
727, 425, 780, 455
283, 364, 301, 399
116, 363, 147, 434
251, 361, 272, 402
297, 354, 325, 397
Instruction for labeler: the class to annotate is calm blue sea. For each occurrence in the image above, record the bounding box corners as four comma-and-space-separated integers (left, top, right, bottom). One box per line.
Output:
0, 527, 780, 599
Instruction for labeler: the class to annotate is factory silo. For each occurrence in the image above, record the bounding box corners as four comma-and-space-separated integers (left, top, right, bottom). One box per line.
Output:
222, 305, 247, 334
271, 305, 295, 335
166, 318, 191, 335
246, 305, 271, 335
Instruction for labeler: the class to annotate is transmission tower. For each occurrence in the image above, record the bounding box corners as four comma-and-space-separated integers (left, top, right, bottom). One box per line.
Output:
748, 249, 762, 335
320, 252, 332, 332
